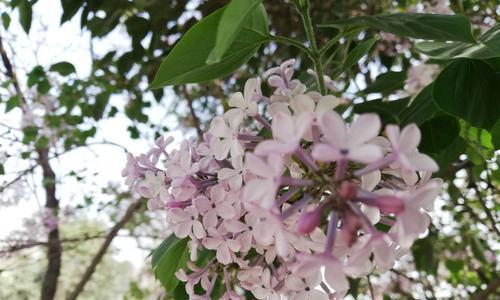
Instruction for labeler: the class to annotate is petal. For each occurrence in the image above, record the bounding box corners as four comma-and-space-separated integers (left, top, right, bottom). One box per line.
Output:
245, 153, 271, 178
385, 124, 400, 150
203, 209, 218, 228
217, 244, 232, 264
192, 220, 206, 239
316, 95, 340, 113
226, 239, 241, 252
202, 237, 222, 249
324, 264, 348, 295
174, 221, 191, 238
268, 102, 291, 117
214, 139, 232, 160
290, 94, 315, 113
272, 112, 295, 142
407, 152, 439, 172
348, 144, 383, 164
361, 204, 380, 224
230, 140, 244, 158
216, 202, 236, 219
210, 117, 231, 137
244, 78, 257, 100
228, 92, 245, 108
318, 111, 346, 146
399, 123, 421, 153
224, 219, 248, 233
310, 289, 329, 300
361, 170, 381, 191
311, 144, 341, 162
348, 113, 381, 146
254, 140, 291, 156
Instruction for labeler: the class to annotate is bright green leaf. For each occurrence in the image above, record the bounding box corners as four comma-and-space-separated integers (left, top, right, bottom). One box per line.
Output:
150, 5, 269, 88
326, 13, 475, 43
5, 95, 20, 113
419, 114, 460, 153
343, 37, 377, 70
152, 237, 189, 292
211, 0, 263, 62
433, 59, 500, 129
50, 62, 76, 76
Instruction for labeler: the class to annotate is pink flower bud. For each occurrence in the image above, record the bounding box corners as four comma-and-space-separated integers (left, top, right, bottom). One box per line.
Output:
372, 196, 405, 214
338, 181, 358, 200
297, 209, 322, 235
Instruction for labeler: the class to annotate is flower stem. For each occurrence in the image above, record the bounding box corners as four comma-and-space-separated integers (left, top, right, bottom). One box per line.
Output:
296, 0, 326, 95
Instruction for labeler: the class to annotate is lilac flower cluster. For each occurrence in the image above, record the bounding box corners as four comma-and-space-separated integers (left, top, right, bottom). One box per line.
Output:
123, 59, 442, 299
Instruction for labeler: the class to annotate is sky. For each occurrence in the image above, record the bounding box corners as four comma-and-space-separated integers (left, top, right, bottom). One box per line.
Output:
0, 0, 191, 270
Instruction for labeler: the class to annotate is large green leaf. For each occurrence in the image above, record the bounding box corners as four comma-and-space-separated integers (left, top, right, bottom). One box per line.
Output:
433, 59, 500, 129
343, 37, 377, 70
353, 98, 409, 124
325, 13, 475, 43
151, 235, 189, 292
150, 5, 269, 88
362, 71, 406, 94
50, 62, 76, 76
210, 0, 263, 62
491, 119, 500, 149
419, 114, 460, 153
416, 24, 500, 60
399, 83, 441, 126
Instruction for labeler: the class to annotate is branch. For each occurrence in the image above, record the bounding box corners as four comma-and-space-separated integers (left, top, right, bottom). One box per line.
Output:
37, 147, 62, 300
66, 199, 144, 300
0, 32, 25, 110
182, 85, 203, 139
471, 276, 500, 300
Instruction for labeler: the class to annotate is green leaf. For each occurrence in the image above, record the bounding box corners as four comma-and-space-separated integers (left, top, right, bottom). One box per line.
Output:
5, 95, 20, 113
50, 62, 76, 75
18, 0, 32, 34
490, 119, 500, 149
343, 37, 377, 70
417, 24, 500, 60
61, 0, 84, 24
419, 114, 460, 153
0, 163, 4, 175
445, 259, 464, 274
363, 71, 406, 94
1, 12, 11, 29
353, 98, 409, 124
125, 16, 150, 44
152, 236, 189, 292
210, 0, 263, 62
430, 136, 467, 176
326, 13, 475, 43
399, 83, 440, 126
150, 5, 269, 88
412, 230, 439, 275
433, 59, 500, 129
151, 234, 178, 269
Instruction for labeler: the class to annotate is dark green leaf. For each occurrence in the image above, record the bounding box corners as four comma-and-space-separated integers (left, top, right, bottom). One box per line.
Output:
469, 236, 488, 264
430, 136, 467, 176
5, 95, 20, 113
18, 0, 32, 34
433, 59, 500, 129
61, 0, 84, 24
363, 71, 406, 94
22, 126, 38, 144
419, 114, 460, 153
125, 16, 150, 44
326, 13, 475, 43
36, 136, 50, 148
399, 84, 440, 126
412, 230, 439, 274
50, 62, 76, 76
445, 259, 464, 274
211, 0, 263, 62
0, 163, 4, 175
353, 98, 409, 124
490, 119, 500, 149
152, 237, 189, 292
1, 12, 11, 29
150, 5, 269, 87
343, 37, 377, 70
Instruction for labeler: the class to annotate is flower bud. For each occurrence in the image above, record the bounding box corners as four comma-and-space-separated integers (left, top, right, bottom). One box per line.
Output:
372, 196, 405, 214
297, 208, 322, 235
338, 181, 358, 200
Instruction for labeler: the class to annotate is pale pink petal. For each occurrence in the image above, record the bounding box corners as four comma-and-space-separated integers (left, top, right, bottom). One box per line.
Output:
174, 221, 191, 238
348, 114, 381, 146
361, 170, 381, 191
290, 94, 315, 113
245, 153, 271, 178
254, 140, 290, 155
224, 219, 248, 233
192, 220, 206, 239
226, 239, 241, 252
272, 112, 295, 141
210, 117, 231, 137
202, 237, 222, 249
230, 140, 244, 159
399, 123, 421, 153
318, 111, 346, 146
169, 208, 189, 222
216, 202, 235, 219
311, 144, 341, 162
316, 95, 340, 113
385, 124, 400, 150
348, 144, 383, 163
324, 264, 348, 295
310, 289, 329, 300
217, 244, 232, 264
229, 92, 245, 108
203, 209, 218, 228
194, 196, 212, 213
406, 152, 439, 172
214, 139, 232, 160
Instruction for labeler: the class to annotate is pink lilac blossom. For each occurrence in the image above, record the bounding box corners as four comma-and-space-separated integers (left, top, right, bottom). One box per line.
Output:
124, 59, 442, 299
